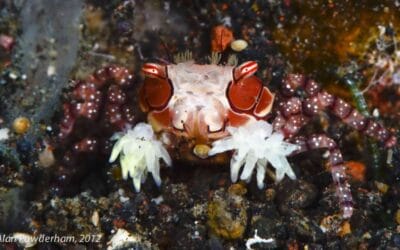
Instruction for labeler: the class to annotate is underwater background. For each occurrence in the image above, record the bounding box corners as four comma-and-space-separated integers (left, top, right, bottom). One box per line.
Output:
1, 0, 400, 249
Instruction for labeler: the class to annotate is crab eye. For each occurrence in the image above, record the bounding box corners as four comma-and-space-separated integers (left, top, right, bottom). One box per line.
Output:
233, 61, 258, 81
142, 63, 167, 79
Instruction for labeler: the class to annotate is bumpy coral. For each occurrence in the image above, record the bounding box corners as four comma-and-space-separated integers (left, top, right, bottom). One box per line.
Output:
59, 66, 136, 140
52, 66, 138, 195
209, 120, 299, 189
109, 123, 171, 191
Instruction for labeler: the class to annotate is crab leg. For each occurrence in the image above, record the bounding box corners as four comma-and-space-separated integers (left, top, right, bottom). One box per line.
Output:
273, 74, 397, 218
273, 96, 308, 138
291, 135, 354, 218
273, 102, 354, 217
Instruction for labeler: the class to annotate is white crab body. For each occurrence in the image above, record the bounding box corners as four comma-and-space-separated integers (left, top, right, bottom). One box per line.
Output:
167, 62, 234, 137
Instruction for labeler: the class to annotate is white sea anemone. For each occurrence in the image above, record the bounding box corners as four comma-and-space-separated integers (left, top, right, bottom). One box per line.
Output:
208, 120, 299, 189
109, 123, 171, 192
0, 128, 9, 141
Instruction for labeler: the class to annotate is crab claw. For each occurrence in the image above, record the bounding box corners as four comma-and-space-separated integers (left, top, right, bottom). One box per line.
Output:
140, 63, 173, 112
208, 120, 299, 189
228, 61, 274, 119
109, 123, 171, 191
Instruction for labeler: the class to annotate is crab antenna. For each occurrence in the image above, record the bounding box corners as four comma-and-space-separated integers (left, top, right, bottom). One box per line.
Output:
227, 54, 238, 66
208, 52, 222, 65
174, 50, 193, 64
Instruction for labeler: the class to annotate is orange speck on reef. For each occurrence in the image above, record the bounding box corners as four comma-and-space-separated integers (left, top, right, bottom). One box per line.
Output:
113, 218, 126, 229
12, 116, 31, 134
338, 221, 351, 237
345, 161, 366, 182
395, 209, 400, 224
211, 25, 234, 52
287, 240, 299, 250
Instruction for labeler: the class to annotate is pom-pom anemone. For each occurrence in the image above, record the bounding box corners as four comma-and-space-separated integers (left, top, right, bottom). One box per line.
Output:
109, 123, 171, 191
209, 120, 299, 189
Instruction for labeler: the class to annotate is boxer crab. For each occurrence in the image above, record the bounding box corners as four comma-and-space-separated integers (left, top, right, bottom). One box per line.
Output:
109, 58, 397, 218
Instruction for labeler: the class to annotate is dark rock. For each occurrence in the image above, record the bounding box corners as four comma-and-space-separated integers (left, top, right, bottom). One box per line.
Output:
206, 237, 224, 250
307, 243, 324, 250
251, 217, 287, 242
325, 240, 342, 250
16, 137, 33, 164
249, 218, 280, 248
391, 233, 400, 248
289, 213, 325, 243
0, 187, 29, 232
368, 228, 395, 249
276, 179, 318, 215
